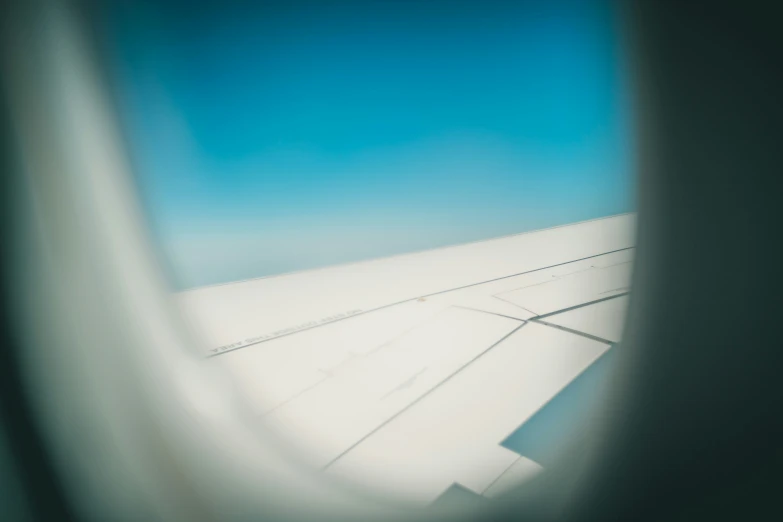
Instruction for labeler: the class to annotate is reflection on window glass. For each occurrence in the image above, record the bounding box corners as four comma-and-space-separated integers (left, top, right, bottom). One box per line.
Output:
106, 0, 633, 289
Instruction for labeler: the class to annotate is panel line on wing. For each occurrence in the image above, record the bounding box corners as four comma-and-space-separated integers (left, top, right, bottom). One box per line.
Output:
539, 295, 629, 343
478, 456, 523, 496
208, 247, 634, 358
320, 322, 529, 470
490, 295, 538, 316
261, 374, 330, 416
492, 294, 542, 316
533, 292, 629, 321
450, 305, 528, 323
490, 266, 595, 297
530, 319, 614, 345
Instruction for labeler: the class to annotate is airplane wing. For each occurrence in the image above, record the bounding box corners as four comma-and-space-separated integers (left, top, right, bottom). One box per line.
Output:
177, 213, 635, 505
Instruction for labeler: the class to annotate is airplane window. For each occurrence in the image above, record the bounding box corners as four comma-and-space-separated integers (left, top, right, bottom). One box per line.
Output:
98, 0, 636, 509
5, 1, 781, 520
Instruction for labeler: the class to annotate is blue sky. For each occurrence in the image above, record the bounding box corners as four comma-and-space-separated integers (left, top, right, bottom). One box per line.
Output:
107, 0, 635, 289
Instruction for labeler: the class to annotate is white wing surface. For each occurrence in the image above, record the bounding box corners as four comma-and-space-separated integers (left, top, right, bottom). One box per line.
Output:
177, 214, 635, 505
